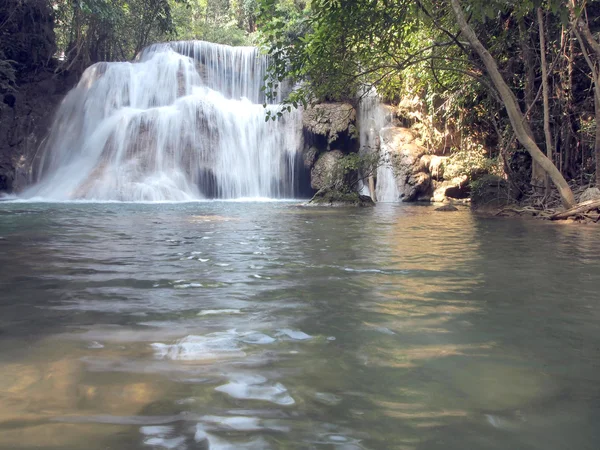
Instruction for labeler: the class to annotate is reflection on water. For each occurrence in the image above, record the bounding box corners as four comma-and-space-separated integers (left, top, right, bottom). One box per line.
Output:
1, 202, 600, 449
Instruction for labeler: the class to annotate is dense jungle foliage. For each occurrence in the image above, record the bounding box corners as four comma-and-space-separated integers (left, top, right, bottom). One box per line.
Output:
1, 0, 600, 202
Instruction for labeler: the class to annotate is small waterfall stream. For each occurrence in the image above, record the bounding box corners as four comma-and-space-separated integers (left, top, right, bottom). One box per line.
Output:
358, 90, 398, 202
26, 41, 304, 201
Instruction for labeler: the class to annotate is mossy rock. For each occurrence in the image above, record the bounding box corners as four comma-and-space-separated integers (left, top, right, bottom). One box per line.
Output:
306, 188, 375, 207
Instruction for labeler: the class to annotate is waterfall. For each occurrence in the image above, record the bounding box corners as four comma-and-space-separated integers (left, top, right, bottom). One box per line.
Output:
358, 90, 398, 202
26, 41, 304, 201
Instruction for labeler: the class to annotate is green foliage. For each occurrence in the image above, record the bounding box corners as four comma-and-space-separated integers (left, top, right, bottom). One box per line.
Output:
443, 145, 502, 180
53, 0, 179, 70
0, 52, 16, 93
170, 0, 255, 46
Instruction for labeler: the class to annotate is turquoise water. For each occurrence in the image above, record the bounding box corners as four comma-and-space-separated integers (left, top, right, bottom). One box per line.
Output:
0, 202, 599, 449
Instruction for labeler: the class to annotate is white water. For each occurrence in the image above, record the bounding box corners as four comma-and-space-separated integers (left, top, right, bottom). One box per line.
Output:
25, 41, 304, 201
357, 90, 398, 202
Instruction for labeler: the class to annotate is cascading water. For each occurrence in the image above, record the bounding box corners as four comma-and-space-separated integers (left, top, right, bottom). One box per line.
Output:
25, 41, 304, 201
357, 90, 398, 202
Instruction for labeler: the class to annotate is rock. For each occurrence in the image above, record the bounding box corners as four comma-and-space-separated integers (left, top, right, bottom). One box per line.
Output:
302, 103, 357, 145
310, 150, 344, 191
431, 175, 469, 202
306, 187, 375, 207
0, 71, 73, 194
391, 127, 417, 145
381, 127, 431, 202
579, 187, 600, 203
435, 204, 458, 211
428, 155, 448, 180
303, 146, 318, 169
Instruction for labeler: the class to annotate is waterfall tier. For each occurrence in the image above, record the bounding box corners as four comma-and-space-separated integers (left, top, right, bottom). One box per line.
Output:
27, 41, 304, 201
358, 91, 397, 202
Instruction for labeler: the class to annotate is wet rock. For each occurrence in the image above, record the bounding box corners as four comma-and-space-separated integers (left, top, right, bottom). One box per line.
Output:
381, 127, 431, 202
579, 187, 600, 203
303, 146, 318, 169
307, 188, 375, 207
310, 150, 344, 191
0, 73, 71, 193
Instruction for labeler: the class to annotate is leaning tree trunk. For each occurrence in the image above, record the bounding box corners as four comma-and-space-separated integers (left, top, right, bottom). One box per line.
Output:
450, 0, 576, 208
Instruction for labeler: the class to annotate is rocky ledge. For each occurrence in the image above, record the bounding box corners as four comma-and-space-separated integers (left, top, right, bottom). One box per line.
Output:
305, 188, 375, 207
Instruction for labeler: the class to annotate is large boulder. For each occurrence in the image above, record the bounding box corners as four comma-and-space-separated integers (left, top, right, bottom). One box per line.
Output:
307, 187, 375, 207
310, 150, 344, 190
381, 127, 432, 201
579, 187, 600, 203
303, 103, 357, 145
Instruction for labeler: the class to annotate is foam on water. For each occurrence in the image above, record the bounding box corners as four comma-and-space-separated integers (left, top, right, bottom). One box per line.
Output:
240, 332, 276, 345
194, 425, 271, 450
215, 375, 295, 406
276, 329, 312, 340
197, 309, 242, 316
152, 330, 245, 361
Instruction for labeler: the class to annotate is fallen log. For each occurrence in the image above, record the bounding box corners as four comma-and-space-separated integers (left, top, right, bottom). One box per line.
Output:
549, 198, 600, 220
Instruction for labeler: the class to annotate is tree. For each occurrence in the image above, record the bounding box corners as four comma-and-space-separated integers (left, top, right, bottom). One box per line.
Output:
570, 0, 600, 187
450, 0, 575, 208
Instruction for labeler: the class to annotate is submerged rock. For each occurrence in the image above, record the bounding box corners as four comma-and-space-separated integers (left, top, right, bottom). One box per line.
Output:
306, 188, 375, 207
435, 204, 458, 212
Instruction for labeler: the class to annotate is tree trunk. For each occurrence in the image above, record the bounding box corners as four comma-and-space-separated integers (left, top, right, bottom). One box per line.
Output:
595, 94, 600, 186
561, 28, 575, 177
450, 0, 576, 208
537, 8, 553, 193
519, 18, 545, 188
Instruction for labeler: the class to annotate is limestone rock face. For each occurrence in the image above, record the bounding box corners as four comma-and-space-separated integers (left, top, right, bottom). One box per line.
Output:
381, 127, 432, 202
310, 150, 344, 191
303, 146, 318, 170
579, 187, 600, 203
421, 154, 448, 181
0, 73, 71, 193
303, 103, 356, 144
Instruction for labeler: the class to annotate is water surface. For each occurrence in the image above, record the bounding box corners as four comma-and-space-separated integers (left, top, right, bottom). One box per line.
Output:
0, 202, 599, 449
